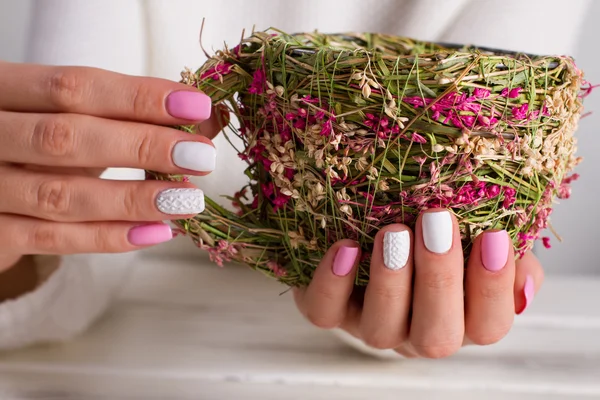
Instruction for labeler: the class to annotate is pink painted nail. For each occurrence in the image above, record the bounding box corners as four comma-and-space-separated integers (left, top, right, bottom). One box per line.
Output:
166, 91, 212, 121
128, 223, 173, 246
481, 230, 509, 272
518, 275, 535, 315
332, 246, 359, 277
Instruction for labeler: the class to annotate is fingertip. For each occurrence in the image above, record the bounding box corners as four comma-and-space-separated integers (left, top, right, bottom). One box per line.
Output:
417, 208, 456, 256
196, 104, 230, 140
514, 251, 544, 314
165, 90, 212, 122
331, 239, 361, 277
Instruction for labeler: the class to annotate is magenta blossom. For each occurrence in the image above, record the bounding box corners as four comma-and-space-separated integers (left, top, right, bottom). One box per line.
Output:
248, 69, 267, 94
473, 88, 491, 98
511, 103, 529, 120
201, 62, 234, 81
542, 237, 552, 249
501, 87, 522, 98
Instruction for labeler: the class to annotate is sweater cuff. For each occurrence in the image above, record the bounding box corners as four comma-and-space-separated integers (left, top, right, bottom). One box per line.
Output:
0, 253, 134, 351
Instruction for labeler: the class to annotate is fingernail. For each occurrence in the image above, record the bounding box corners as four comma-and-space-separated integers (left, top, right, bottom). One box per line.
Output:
518, 275, 535, 315
156, 188, 205, 215
481, 230, 509, 272
128, 223, 173, 246
172, 142, 216, 172
166, 90, 212, 121
383, 231, 410, 270
332, 246, 359, 277
422, 211, 453, 254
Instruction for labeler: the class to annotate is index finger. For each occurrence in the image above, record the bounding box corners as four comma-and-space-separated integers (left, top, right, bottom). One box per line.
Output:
0, 62, 213, 125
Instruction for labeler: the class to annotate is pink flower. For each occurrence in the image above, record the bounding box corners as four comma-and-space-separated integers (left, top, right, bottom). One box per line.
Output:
502, 187, 517, 208
501, 87, 522, 98
272, 192, 290, 211
200, 62, 234, 81
477, 115, 498, 127
284, 168, 295, 180
473, 88, 491, 98
486, 184, 501, 198
266, 261, 287, 277
542, 237, 552, 249
248, 69, 266, 94
542, 103, 551, 117
511, 103, 529, 120
403, 97, 428, 107
261, 182, 274, 197
508, 88, 521, 98
410, 132, 427, 144
460, 115, 475, 128
320, 120, 333, 136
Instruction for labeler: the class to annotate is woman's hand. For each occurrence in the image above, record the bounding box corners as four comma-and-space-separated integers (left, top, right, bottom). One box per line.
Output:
293, 209, 543, 359
0, 61, 224, 273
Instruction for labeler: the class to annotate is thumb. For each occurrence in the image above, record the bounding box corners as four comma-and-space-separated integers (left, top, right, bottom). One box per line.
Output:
195, 104, 230, 140
514, 250, 544, 315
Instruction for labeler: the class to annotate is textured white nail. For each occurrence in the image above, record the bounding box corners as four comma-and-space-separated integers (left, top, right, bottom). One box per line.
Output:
383, 231, 410, 270
422, 211, 453, 254
172, 142, 216, 172
156, 188, 205, 215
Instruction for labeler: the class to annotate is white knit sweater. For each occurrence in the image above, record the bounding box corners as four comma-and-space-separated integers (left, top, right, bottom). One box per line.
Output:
0, 0, 591, 351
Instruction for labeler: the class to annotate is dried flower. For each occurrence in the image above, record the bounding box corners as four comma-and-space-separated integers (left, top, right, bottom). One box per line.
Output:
148, 29, 586, 288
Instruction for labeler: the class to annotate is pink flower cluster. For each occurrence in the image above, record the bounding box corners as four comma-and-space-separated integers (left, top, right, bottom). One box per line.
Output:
248, 69, 267, 94
239, 91, 340, 211
362, 113, 426, 143
200, 62, 233, 81
403, 86, 551, 128
261, 179, 294, 212
207, 240, 241, 267
557, 173, 580, 199
403, 89, 497, 129
266, 260, 287, 277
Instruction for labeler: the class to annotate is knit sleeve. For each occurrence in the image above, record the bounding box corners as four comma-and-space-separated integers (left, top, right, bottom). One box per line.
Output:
438, 0, 591, 56
0, 253, 137, 350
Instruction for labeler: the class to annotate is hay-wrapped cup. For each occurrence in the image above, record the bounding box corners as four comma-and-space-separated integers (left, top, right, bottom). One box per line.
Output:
148, 30, 588, 287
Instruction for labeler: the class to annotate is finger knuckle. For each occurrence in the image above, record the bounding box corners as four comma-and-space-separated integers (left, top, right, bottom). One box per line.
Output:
369, 285, 409, 303
477, 282, 509, 301
92, 224, 119, 252
47, 68, 87, 109
421, 268, 461, 291
30, 224, 60, 251
135, 134, 156, 166
32, 116, 76, 157
131, 83, 158, 118
122, 183, 144, 218
36, 179, 72, 217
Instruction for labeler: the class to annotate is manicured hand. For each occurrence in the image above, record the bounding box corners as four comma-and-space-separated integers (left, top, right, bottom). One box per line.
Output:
293, 208, 543, 358
0, 61, 224, 273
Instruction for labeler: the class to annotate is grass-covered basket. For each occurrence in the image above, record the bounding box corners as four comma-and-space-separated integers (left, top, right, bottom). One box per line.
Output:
147, 29, 589, 287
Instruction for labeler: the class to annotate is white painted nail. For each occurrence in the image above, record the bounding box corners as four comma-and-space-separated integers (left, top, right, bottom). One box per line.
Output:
156, 188, 205, 215
422, 211, 453, 254
383, 231, 410, 270
172, 142, 216, 172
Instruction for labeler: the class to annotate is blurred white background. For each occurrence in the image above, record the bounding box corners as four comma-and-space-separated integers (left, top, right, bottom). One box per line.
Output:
0, 0, 598, 275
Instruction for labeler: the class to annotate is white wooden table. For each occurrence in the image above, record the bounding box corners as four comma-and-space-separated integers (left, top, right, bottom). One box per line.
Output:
0, 253, 599, 399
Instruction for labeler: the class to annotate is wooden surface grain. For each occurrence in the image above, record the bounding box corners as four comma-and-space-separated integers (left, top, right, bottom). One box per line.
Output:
0, 253, 598, 399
